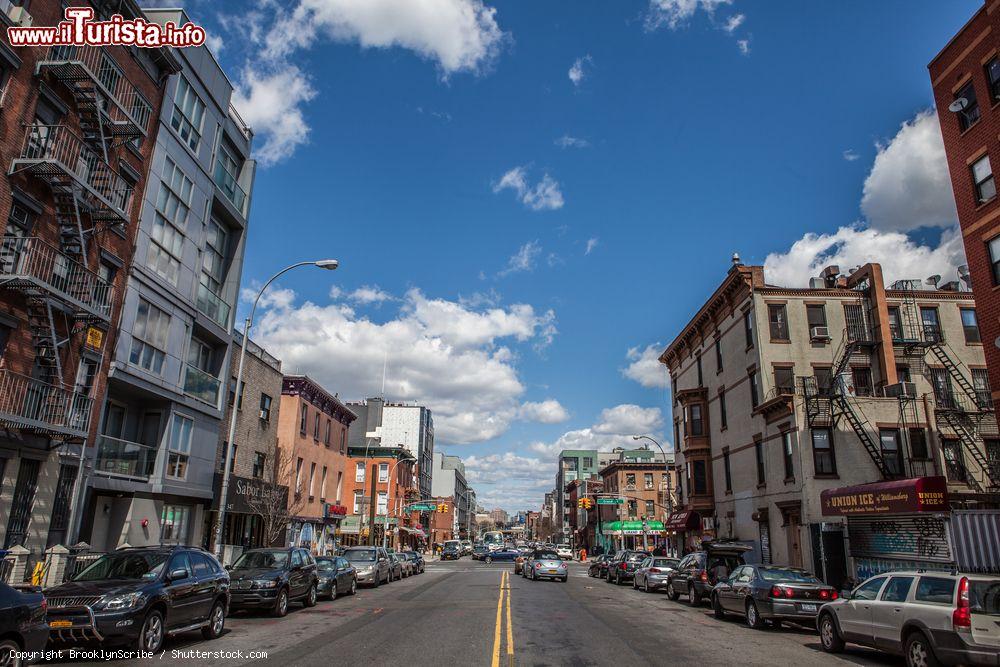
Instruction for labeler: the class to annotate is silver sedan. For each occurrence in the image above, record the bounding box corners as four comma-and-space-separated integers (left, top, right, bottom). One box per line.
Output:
633, 557, 680, 593
523, 550, 568, 582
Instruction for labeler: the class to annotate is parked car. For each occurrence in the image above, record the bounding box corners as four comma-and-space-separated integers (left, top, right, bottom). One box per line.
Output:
389, 551, 411, 578
441, 545, 461, 561
666, 542, 751, 605
523, 549, 568, 582
444, 540, 462, 555
606, 550, 651, 585
817, 571, 1000, 667
484, 547, 519, 564
314, 556, 357, 600
343, 547, 390, 587
401, 551, 425, 574
386, 552, 405, 581
45, 546, 229, 653
472, 545, 490, 561
711, 565, 837, 628
460, 540, 473, 555
588, 555, 611, 579
228, 547, 318, 617
633, 557, 680, 593
0, 581, 47, 666
556, 545, 573, 560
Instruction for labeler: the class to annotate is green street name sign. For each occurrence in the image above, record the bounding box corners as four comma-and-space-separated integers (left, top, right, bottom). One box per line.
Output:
409, 503, 436, 511
596, 498, 624, 505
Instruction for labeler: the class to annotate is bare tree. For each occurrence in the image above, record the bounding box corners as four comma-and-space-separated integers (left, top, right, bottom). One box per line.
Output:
245, 448, 304, 548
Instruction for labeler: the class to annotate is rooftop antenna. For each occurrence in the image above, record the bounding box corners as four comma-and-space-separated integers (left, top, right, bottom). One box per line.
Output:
926, 274, 941, 288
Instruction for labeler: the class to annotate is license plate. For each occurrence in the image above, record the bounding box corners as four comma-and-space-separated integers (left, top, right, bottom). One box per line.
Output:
548, 569, 558, 573
49, 620, 73, 628
800, 604, 817, 613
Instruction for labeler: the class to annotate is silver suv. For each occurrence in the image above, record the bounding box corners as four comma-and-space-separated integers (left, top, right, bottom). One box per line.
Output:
817, 571, 1000, 666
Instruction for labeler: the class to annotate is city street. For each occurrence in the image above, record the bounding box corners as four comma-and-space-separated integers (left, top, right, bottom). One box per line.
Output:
49, 560, 900, 667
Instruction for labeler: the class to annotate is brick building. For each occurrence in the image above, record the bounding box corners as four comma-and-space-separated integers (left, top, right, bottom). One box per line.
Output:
0, 0, 178, 565
277, 375, 355, 555
598, 450, 673, 553
339, 444, 421, 549
427, 496, 458, 547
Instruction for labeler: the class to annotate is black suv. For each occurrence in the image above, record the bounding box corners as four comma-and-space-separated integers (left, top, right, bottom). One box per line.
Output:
227, 547, 318, 617
45, 546, 229, 653
606, 550, 651, 585
666, 542, 751, 606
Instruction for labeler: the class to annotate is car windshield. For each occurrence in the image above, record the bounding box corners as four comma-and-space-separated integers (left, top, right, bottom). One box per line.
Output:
344, 549, 376, 563
652, 558, 678, 568
315, 558, 338, 571
233, 550, 289, 569
72, 552, 170, 582
757, 568, 820, 583
970, 579, 1000, 616
625, 552, 650, 562
534, 551, 559, 560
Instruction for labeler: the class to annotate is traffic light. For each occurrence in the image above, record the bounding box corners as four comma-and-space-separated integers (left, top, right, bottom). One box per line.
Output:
437, 503, 448, 513
577, 498, 585, 508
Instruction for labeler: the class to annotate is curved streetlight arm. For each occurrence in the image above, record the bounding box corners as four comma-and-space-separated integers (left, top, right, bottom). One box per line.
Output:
632, 434, 674, 514
382, 456, 417, 549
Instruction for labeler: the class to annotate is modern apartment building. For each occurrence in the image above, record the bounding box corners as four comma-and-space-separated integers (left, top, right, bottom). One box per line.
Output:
277, 375, 356, 555
346, 397, 434, 500
80, 16, 254, 551
660, 259, 996, 589
209, 332, 284, 562
0, 0, 177, 564
554, 449, 599, 537
431, 451, 473, 539
930, 2, 1000, 404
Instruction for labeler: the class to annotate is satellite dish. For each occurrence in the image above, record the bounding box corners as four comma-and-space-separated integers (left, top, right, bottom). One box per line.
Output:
949, 98, 969, 113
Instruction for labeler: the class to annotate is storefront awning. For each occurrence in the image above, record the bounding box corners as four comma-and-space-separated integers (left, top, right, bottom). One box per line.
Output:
602, 520, 666, 536
821, 476, 948, 517
664, 511, 701, 531
400, 526, 427, 539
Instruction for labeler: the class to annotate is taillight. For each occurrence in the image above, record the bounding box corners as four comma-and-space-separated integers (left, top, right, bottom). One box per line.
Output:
620, 563, 627, 570
953, 577, 971, 631
535, 563, 542, 569
771, 586, 783, 598
40, 598, 47, 612
819, 589, 830, 600
831, 591, 838, 600
649, 568, 661, 574
699, 570, 708, 582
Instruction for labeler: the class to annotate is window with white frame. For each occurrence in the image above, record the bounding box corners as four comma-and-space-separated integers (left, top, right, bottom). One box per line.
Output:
308, 462, 316, 498
147, 157, 192, 286
377, 491, 388, 515
353, 490, 363, 513
378, 463, 389, 483
166, 414, 193, 479
320, 466, 328, 500
129, 299, 170, 374
295, 457, 304, 494
355, 461, 365, 483
170, 75, 205, 151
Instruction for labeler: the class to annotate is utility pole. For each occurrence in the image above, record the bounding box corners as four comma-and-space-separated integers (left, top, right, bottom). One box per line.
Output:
368, 463, 378, 546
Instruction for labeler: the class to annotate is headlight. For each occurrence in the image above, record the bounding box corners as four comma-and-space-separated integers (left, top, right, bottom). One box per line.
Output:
100, 591, 144, 610
253, 579, 279, 589
356, 566, 373, 574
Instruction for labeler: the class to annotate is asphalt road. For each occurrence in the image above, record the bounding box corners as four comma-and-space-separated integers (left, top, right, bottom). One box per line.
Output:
47, 559, 903, 666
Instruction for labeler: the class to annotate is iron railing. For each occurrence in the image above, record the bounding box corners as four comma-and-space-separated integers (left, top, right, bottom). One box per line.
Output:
196, 282, 231, 329
16, 124, 132, 217
183, 363, 221, 405
0, 369, 92, 437
93, 435, 158, 481
0, 236, 112, 319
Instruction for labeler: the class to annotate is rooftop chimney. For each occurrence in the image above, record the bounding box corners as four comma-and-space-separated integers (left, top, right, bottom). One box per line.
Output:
731, 252, 741, 266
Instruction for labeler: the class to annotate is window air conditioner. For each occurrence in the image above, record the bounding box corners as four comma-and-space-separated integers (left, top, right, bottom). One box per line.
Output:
810, 326, 831, 340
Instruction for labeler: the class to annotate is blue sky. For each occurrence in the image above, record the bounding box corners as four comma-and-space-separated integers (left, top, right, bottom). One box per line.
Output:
190, 0, 980, 511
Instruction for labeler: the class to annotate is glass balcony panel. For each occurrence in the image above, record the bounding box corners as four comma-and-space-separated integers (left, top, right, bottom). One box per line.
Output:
183, 363, 221, 406
94, 435, 158, 481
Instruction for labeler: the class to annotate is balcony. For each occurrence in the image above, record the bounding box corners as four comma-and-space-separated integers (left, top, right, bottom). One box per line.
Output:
183, 363, 221, 406
213, 158, 248, 216
11, 125, 132, 223
37, 46, 150, 140
0, 236, 112, 321
196, 282, 231, 329
0, 369, 92, 438
93, 435, 157, 481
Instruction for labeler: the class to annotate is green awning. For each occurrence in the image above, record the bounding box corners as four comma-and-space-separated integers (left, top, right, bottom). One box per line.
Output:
603, 520, 666, 535
339, 515, 361, 534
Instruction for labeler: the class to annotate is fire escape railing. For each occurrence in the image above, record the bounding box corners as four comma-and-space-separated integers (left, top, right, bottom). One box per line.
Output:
0, 369, 92, 438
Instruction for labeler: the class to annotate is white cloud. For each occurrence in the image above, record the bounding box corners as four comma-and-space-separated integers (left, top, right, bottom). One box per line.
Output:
568, 55, 592, 87
232, 65, 316, 166
737, 39, 750, 55
528, 403, 667, 458
645, 0, 733, 31
205, 33, 224, 55
555, 135, 590, 149
843, 149, 860, 162
498, 240, 542, 277
723, 13, 744, 33
518, 399, 570, 424
348, 285, 394, 305
585, 237, 599, 255
464, 452, 556, 509
763, 225, 967, 288
593, 404, 663, 435
493, 166, 565, 211
263, 0, 506, 76
253, 287, 557, 444
623, 343, 669, 389
860, 109, 958, 232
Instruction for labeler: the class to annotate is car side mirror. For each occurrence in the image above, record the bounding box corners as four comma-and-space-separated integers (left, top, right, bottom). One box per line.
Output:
169, 568, 188, 581
224, 564, 232, 570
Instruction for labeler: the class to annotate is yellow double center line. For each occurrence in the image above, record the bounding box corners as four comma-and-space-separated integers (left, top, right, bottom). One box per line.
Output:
491, 569, 514, 666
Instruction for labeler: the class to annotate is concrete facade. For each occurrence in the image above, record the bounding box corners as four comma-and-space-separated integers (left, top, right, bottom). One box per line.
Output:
431, 452, 473, 539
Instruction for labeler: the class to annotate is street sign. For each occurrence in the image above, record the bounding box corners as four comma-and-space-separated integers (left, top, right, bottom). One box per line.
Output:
596, 498, 624, 505
408, 503, 435, 511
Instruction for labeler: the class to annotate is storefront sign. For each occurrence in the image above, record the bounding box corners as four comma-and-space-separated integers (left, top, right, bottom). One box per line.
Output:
85, 326, 104, 351
664, 511, 700, 531
820, 476, 948, 517
213, 474, 289, 514
324, 503, 348, 519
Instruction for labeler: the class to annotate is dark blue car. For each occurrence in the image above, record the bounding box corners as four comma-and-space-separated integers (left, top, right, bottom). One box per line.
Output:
484, 548, 519, 563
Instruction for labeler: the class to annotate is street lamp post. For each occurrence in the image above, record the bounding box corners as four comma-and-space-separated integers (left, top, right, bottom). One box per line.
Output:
382, 455, 417, 550
213, 259, 340, 561
633, 434, 673, 554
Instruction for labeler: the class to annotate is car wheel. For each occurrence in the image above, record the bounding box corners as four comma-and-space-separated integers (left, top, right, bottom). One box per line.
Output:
304, 583, 318, 607
329, 582, 338, 601
633, 577, 639, 590
0, 638, 22, 667
615, 572, 622, 586
819, 613, 844, 653
561, 577, 568, 583
688, 584, 701, 606
202, 600, 226, 640
138, 609, 165, 653
667, 581, 680, 601
272, 588, 290, 617
745, 600, 765, 630
644, 579, 651, 594
712, 594, 726, 619
905, 631, 941, 667
373, 572, 380, 588
349, 578, 357, 595
485, 557, 493, 565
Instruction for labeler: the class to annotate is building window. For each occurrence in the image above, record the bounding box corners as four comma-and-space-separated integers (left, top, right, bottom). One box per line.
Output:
201, 218, 229, 299
377, 491, 388, 515
768, 304, 789, 341
166, 414, 193, 479
755, 439, 765, 485
990, 236, 1000, 286
147, 157, 192, 286
723, 451, 732, 492
313, 412, 320, 440
811, 428, 836, 475
300, 404, 308, 434
320, 466, 328, 501
715, 337, 723, 372
719, 389, 727, 429
806, 304, 827, 336
897, 364, 912, 383
942, 440, 966, 483
355, 461, 365, 483
340, 429, 346, 453
295, 457, 304, 494
852, 367, 874, 397
987, 57, 1000, 102
378, 463, 389, 483
782, 431, 794, 480
259, 394, 272, 421
644, 500, 655, 518
644, 473, 654, 490
920, 307, 942, 343
696, 355, 703, 386
171, 75, 206, 150
583, 457, 593, 468
973, 369, 991, 408
0, 321, 11, 359
688, 404, 704, 436
887, 306, 903, 341
961, 308, 981, 344
252, 452, 266, 479
744, 310, 754, 348
74, 357, 99, 396
160, 505, 190, 543
308, 462, 317, 498
692, 460, 707, 495
325, 419, 331, 445
931, 368, 953, 406
972, 154, 996, 203
129, 299, 170, 374
673, 420, 680, 448
909, 428, 929, 460
671, 375, 678, 405
815, 366, 833, 396
955, 81, 980, 131
774, 366, 794, 395
627, 500, 637, 517
625, 473, 636, 488
749, 370, 759, 408
353, 490, 363, 514
227, 377, 245, 409
879, 428, 904, 478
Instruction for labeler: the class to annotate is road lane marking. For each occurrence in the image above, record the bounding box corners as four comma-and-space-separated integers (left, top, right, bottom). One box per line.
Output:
505, 568, 514, 664
491, 570, 506, 667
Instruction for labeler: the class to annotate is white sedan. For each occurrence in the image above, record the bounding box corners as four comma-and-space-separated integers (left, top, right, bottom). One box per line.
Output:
556, 545, 573, 560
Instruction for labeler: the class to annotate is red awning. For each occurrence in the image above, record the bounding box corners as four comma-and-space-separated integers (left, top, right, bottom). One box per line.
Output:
820, 476, 948, 517
664, 511, 700, 531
